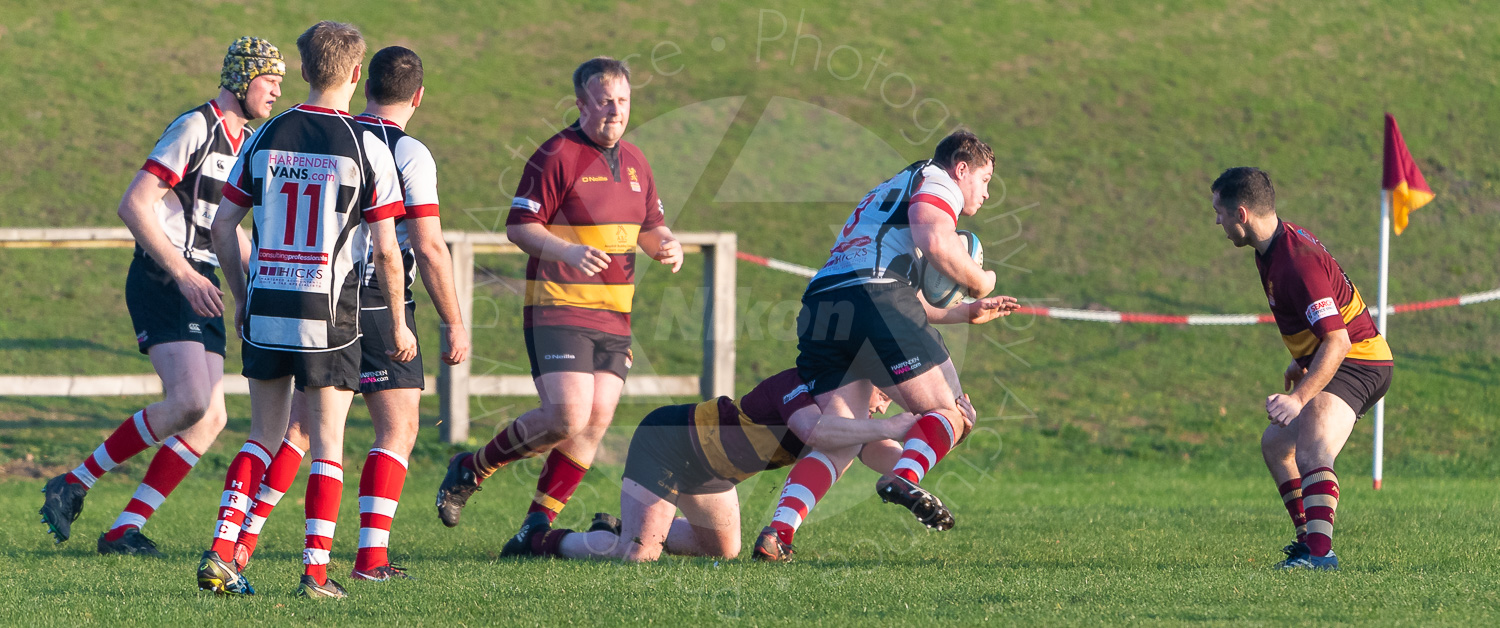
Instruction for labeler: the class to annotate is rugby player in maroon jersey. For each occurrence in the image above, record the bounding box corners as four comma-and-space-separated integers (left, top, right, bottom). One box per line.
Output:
435, 57, 683, 554
497, 369, 977, 563
1211, 167, 1394, 570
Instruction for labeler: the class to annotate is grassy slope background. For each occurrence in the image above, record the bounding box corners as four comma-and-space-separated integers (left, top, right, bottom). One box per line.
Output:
2, 0, 1495, 475
0, 1, 1498, 623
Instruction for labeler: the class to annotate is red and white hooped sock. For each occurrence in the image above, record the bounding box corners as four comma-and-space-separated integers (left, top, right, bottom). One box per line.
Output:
236, 438, 305, 561
892, 411, 956, 484
1277, 477, 1308, 544
354, 448, 409, 572
769, 451, 841, 545
210, 440, 272, 562
1301, 467, 1340, 557
303, 459, 344, 584
103, 436, 200, 542
67, 410, 161, 488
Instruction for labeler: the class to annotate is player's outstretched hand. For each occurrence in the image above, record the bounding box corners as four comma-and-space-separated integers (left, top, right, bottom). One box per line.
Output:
388, 324, 418, 363
175, 269, 225, 317
1265, 393, 1304, 426
564, 243, 611, 276
964, 295, 1021, 324
1283, 361, 1306, 392
654, 238, 683, 273
441, 323, 470, 366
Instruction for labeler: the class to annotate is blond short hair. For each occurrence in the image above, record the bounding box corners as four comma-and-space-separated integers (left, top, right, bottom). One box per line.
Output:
572, 57, 631, 97
296, 21, 365, 91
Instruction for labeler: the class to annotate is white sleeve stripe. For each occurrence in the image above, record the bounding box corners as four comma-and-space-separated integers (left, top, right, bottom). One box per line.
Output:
512, 197, 542, 212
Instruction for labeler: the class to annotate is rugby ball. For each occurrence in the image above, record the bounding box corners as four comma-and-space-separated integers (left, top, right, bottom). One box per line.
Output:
918, 230, 984, 309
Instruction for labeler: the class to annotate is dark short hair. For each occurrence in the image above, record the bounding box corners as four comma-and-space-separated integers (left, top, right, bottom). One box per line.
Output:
1211, 167, 1276, 215
933, 130, 994, 172
368, 46, 423, 105
573, 56, 631, 96
296, 21, 365, 91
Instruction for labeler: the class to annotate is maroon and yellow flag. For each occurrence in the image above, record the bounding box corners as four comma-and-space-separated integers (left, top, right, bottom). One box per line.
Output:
1382, 113, 1434, 235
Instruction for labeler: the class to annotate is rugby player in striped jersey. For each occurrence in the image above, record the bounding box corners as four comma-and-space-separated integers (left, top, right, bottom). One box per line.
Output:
39, 37, 285, 556
198, 22, 414, 599
230, 46, 470, 583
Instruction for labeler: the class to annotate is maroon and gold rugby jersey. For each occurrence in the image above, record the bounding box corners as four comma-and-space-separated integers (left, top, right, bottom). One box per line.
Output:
1255, 221, 1393, 368
688, 369, 816, 483
505, 123, 666, 336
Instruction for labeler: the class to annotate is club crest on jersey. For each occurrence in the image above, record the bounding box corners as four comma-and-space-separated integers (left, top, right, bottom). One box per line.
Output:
628, 166, 641, 192
1305, 297, 1338, 325
1266, 281, 1275, 306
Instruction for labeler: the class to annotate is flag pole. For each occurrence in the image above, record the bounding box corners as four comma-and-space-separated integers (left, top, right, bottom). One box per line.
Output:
1373, 189, 1392, 490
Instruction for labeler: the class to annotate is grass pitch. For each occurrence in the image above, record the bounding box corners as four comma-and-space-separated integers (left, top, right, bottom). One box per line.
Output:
1, 437, 1497, 625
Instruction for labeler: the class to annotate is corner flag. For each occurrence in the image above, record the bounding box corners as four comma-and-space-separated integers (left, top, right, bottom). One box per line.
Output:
1382, 113, 1434, 235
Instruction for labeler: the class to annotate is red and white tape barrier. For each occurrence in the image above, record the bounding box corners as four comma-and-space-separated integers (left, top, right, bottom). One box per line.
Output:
735, 251, 1500, 325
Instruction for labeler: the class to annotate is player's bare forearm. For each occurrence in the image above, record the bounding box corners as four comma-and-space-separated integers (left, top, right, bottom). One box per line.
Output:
235, 225, 252, 278
636, 225, 675, 257
911, 202, 986, 294
119, 171, 194, 278
409, 217, 464, 327
210, 199, 251, 305
507, 222, 575, 263
637, 225, 682, 272
370, 223, 407, 332
800, 413, 918, 452
1289, 329, 1351, 404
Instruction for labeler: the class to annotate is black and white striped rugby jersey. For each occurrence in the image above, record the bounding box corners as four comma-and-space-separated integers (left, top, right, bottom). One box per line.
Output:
222, 104, 405, 352
139, 100, 248, 267
805, 160, 964, 296
353, 113, 441, 309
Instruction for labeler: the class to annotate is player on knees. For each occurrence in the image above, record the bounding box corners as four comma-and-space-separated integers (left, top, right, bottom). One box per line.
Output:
1210, 167, 1394, 570
755, 297, 1012, 561
435, 56, 681, 550
38, 37, 285, 554
508, 370, 963, 562
229, 46, 469, 583
794, 130, 1017, 532
196, 21, 414, 599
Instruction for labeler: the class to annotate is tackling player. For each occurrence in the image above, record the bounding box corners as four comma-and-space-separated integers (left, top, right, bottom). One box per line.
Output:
229, 46, 470, 583
1211, 167, 1393, 570
435, 57, 682, 551
794, 130, 1018, 531
197, 21, 414, 599
38, 37, 285, 555
754, 298, 1015, 561
499, 369, 975, 563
